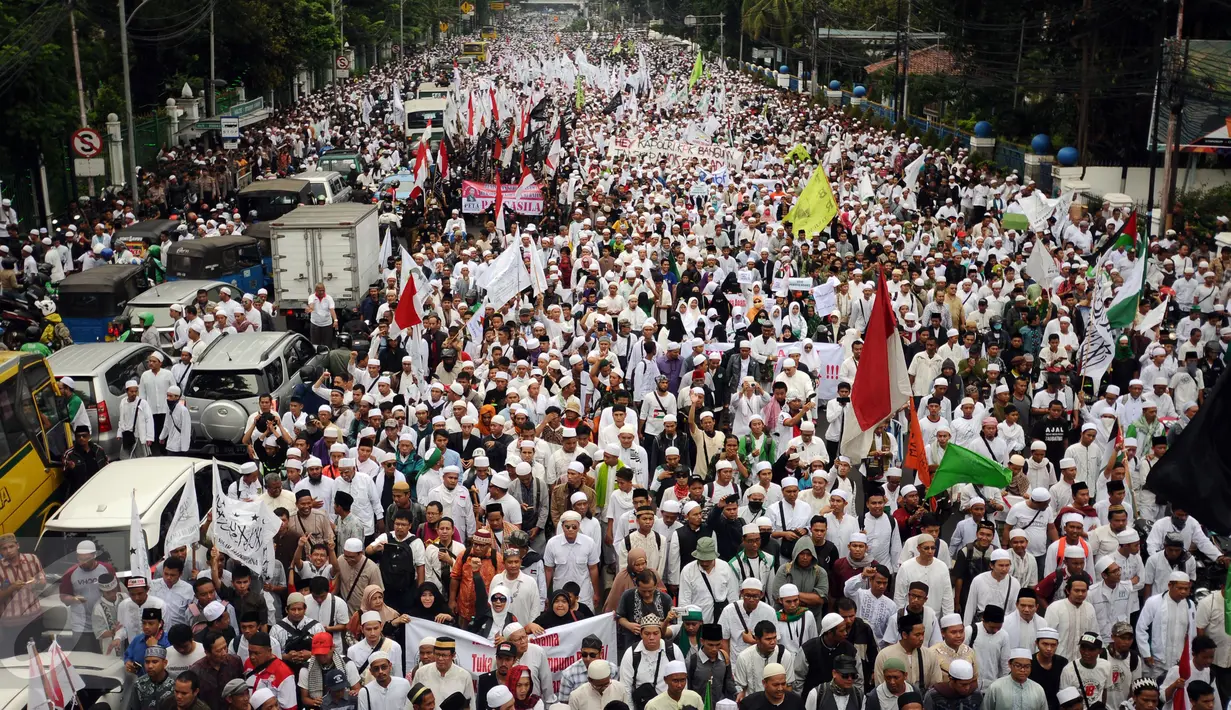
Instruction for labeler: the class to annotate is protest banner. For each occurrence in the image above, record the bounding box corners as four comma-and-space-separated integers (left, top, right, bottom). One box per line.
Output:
813, 343, 845, 400
725, 293, 747, 309
605, 136, 739, 167
811, 278, 838, 317
405, 613, 618, 693
209, 460, 282, 575
736, 270, 755, 285
462, 180, 545, 214
788, 276, 814, 291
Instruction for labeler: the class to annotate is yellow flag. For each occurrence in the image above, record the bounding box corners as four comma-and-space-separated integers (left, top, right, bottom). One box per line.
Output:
784, 166, 838, 234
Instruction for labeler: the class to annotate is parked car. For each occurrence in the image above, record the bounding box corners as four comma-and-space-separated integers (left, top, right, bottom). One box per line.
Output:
114, 280, 230, 347
0, 650, 127, 709
290, 170, 352, 204
48, 343, 171, 458
182, 332, 326, 456
37, 456, 241, 577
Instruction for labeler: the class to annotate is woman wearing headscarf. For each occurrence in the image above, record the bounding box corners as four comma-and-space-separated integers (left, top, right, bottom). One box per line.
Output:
505, 665, 544, 710
359, 584, 411, 660
477, 404, 498, 437
532, 590, 579, 630
406, 582, 454, 623
470, 585, 517, 641
783, 302, 807, 341
603, 547, 653, 613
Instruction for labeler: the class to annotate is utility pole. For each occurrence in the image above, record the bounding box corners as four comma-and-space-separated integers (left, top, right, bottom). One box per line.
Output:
208, 7, 216, 116
1075, 0, 1094, 161
901, 0, 912, 117
1012, 18, 1025, 109
331, 0, 338, 83
69, 4, 95, 196
118, 0, 139, 203
719, 12, 725, 60
399, 0, 404, 54
1160, 0, 1186, 231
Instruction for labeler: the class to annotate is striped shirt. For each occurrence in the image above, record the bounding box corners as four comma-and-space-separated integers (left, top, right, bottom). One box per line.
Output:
0, 553, 44, 620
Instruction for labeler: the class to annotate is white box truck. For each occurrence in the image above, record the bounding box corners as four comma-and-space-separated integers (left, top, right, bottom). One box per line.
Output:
267, 203, 382, 312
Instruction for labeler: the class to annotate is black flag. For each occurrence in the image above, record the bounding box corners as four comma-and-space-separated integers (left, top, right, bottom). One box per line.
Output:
1145, 369, 1231, 533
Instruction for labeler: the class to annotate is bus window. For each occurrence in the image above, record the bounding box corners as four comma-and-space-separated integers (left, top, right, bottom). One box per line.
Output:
32, 384, 69, 460
0, 375, 34, 461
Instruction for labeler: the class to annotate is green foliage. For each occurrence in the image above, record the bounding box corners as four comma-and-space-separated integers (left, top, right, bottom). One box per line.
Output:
1175, 184, 1231, 240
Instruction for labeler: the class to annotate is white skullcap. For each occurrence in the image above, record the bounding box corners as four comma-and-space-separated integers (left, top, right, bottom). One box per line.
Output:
778, 583, 800, 598
781, 477, 799, 489
849, 532, 867, 545
900, 484, 918, 495
1035, 627, 1059, 641
587, 661, 611, 680
251, 689, 276, 708
1095, 556, 1115, 575
1169, 570, 1192, 584
361, 611, 384, 625
682, 501, 700, 516
1031, 441, 1047, 451
344, 538, 364, 553
487, 686, 514, 708
1063, 546, 1086, 559
741, 578, 763, 592
1030, 488, 1051, 502
570, 492, 588, 504
1056, 688, 1081, 706
1008, 648, 1033, 661
990, 549, 1012, 562
1116, 529, 1140, 544
820, 613, 845, 634
949, 659, 975, 681
940, 613, 963, 628
664, 660, 688, 678
560, 511, 582, 523
762, 663, 787, 680
1059, 458, 1077, 469
1061, 513, 1083, 527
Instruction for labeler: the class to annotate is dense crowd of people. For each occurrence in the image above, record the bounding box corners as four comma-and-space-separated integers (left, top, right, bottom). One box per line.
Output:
3, 11, 1231, 710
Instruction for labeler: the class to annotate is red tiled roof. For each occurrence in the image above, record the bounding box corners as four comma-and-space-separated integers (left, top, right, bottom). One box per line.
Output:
864, 45, 957, 76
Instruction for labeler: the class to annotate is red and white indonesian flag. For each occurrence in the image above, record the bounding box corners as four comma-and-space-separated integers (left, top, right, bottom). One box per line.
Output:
545, 122, 563, 176
394, 246, 424, 330
841, 266, 912, 458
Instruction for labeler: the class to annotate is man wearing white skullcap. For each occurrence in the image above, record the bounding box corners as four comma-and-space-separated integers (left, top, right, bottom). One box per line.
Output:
360, 649, 412, 710
962, 549, 1022, 628
117, 377, 155, 458
717, 577, 777, 659
894, 534, 954, 617
1087, 556, 1139, 644
643, 659, 701, 710
982, 648, 1046, 709
1043, 512, 1095, 579
1064, 423, 1104, 488
1043, 567, 1099, 661
1136, 571, 1197, 675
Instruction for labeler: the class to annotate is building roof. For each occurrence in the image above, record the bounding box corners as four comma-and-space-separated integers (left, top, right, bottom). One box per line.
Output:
864, 45, 957, 76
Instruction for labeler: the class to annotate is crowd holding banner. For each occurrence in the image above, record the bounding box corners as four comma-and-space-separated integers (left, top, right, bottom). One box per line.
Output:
4, 9, 1231, 710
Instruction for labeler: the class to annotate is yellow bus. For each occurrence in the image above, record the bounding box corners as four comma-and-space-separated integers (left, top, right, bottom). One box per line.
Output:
481, 25, 498, 40
460, 40, 489, 63
0, 352, 72, 535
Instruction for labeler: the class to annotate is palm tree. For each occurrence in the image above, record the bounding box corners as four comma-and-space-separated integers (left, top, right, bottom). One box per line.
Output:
741, 0, 794, 42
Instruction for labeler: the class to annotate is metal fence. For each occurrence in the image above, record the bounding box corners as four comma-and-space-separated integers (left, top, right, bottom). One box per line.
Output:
993, 142, 1026, 176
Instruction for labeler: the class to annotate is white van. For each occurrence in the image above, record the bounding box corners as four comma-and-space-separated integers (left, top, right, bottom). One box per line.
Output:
291, 170, 352, 204
37, 457, 241, 577
404, 98, 448, 147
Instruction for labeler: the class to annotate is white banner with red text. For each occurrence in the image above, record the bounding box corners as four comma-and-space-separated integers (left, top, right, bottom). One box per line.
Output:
404, 612, 618, 693
461, 180, 546, 214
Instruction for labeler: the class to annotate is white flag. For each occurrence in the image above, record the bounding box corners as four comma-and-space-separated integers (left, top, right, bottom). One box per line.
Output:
163, 471, 201, 553
209, 459, 283, 575
1135, 296, 1169, 333
129, 490, 150, 581
26, 644, 51, 710
1025, 242, 1061, 290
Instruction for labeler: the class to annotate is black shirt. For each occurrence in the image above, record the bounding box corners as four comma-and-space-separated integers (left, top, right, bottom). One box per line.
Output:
1029, 655, 1069, 710
739, 690, 806, 710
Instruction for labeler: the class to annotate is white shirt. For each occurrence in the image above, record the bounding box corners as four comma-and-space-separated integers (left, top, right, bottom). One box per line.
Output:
543, 532, 601, 604
357, 678, 413, 710
307, 293, 336, 327
678, 561, 738, 623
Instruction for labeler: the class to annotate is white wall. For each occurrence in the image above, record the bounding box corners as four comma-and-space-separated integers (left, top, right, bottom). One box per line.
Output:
1066, 166, 1231, 204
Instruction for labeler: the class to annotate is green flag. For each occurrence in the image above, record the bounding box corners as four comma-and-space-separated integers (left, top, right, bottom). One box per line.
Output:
925, 443, 1013, 498
1225, 566, 1231, 635
575, 76, 584, 110
1106, 233, 1148, 328
689, 49, 704, 89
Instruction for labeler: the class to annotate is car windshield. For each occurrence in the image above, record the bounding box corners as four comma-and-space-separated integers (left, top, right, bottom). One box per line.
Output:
37, 529, 131, 576
118, 304, 177, 329
186, 370, 261, 399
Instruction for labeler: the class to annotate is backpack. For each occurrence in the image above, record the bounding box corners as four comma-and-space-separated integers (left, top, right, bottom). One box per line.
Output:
858, 511, 895, 537
631, 646, 677, 710
381, 537, 417, 581
279, 620, 314, 655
